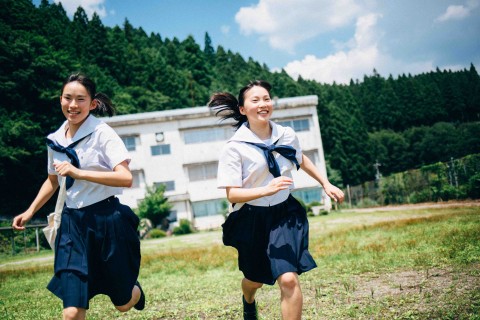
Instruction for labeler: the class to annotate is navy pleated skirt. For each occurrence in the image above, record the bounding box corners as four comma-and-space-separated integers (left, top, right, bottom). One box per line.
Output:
47, 197, 141, 309
222, 195, 317, 285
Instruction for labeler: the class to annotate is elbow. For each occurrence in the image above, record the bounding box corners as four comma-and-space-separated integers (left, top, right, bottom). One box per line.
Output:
123, 173, 133, 188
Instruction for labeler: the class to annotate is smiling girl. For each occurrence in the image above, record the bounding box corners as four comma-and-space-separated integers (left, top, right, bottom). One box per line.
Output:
209, 80, 344, 320
12, 73, 145, 319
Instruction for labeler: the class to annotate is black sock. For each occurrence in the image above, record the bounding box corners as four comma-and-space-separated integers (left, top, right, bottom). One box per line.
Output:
242, 296, 256, 312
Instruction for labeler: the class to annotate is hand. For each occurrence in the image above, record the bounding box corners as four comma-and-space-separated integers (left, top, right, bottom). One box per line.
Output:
324, 183, 345, 203
54, 161, 80, 179
263, 176, 293, 196
12, 212, 33, 231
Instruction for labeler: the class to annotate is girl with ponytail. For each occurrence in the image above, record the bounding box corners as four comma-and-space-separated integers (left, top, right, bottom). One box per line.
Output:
13, 73, 145, 319
209, 80, 344, 319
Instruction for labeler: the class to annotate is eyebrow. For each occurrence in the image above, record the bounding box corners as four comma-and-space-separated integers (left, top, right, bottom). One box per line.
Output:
63, 93, 87, 98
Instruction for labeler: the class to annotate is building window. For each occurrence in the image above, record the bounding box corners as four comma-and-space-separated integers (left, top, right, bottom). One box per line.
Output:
183, 127, 233, 144
187, 162, 218, 181
151, 144, 171, 156
154, 180, 175, 192
192, 199, 225, 218
292, 188, 322, 204
303, 149, 319, 165
121, 135, 139, 151
131, 170, 145, 188
278, 119, 310, 132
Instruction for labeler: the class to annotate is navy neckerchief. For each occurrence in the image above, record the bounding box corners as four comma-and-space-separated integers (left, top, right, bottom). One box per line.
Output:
46, 134, 92, 190
245, 140, 300, 178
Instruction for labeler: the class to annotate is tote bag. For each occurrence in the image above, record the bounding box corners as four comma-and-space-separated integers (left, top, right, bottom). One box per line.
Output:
43, 175, 66, 250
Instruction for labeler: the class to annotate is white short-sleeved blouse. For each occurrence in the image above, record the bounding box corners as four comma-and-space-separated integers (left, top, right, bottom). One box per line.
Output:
47, 115, 131, 209
217, 121, 302, 211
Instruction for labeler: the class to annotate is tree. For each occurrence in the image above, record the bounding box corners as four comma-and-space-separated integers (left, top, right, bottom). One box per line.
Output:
136, 185, 173, 227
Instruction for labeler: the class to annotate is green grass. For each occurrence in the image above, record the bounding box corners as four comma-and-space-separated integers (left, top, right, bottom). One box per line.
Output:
0, 205, 479, 319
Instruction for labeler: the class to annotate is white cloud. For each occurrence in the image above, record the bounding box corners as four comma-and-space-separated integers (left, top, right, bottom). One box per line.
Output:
235, 0, 364, 53
54, 0, 107, 18
436, 0, 479, 22
284, 13, 435, 84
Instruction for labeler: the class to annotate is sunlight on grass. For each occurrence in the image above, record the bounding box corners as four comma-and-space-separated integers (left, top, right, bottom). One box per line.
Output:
0, 205, 478, 319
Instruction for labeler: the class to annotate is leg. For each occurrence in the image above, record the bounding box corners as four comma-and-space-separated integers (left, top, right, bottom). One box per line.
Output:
63, 307, 86, 320
277, 272, 302, 320
242, 277, 263, 303
115, 284, 141, 312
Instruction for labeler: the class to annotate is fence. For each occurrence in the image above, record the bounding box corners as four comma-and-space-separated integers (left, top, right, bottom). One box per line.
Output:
345, 154, 480, 207
0, 224, 48, 255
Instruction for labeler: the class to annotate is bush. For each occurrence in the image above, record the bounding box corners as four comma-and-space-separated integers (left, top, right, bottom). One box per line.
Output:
466, 172, 480, 199
354, 198, 378, 208
173, 219, 193, 235
148, 229, 167, 239
409, 189, 432, 203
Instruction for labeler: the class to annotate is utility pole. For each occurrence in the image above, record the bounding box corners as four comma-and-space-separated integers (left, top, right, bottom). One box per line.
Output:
373, 160, 382, 181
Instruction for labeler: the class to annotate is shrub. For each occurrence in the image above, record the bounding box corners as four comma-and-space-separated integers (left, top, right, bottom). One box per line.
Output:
148, 229, 167, 239
173, 219, 193, 235
354, 198, 378, 208
466, 172, 480, 199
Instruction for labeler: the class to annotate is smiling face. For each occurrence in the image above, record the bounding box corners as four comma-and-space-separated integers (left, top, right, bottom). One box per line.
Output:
239, 85, 273, 127
60, 81, 96, 131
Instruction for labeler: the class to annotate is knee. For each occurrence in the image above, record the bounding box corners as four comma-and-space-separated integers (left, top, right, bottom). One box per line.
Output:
63, 307, 86, 320
277, 272, 300, 292
243, 278, 263, 290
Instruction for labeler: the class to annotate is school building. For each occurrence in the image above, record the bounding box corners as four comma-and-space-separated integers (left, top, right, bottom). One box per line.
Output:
102, 95, 332, 230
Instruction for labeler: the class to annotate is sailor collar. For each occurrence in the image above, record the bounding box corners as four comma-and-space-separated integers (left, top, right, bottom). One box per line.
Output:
47, 115, 102, 146
229, 121, 286, 144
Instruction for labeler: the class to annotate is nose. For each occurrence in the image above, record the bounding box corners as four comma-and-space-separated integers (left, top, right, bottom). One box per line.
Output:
69, 99, 77, 107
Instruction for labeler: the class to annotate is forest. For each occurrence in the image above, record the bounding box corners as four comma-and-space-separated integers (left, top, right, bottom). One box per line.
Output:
1, 0, 479, 217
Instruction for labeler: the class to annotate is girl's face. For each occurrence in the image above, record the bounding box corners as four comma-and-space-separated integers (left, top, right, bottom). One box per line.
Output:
239, 86, 273, 126
60, 81, 96, 129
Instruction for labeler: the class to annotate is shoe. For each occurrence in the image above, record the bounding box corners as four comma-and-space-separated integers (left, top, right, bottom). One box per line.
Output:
242, 296, 257, 320
134, 281, 145, 310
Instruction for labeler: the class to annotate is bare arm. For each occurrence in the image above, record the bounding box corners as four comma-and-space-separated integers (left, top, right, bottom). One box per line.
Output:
226, 176, 293, 204
12, 174, 59, 230
300, 154, 345, 203
54, 160, 133, 188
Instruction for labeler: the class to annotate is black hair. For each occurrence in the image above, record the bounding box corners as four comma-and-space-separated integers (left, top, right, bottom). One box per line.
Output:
61, 73, 116, 117
208, 80, 272, 130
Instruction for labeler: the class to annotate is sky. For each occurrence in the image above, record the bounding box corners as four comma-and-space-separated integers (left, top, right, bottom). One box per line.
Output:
34, 0, 480, 84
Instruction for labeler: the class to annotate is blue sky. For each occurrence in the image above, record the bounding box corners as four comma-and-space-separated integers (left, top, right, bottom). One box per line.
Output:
34, 0, 480, 84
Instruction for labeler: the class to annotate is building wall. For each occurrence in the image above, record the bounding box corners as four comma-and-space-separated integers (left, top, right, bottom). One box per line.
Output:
102, 95, 331, 230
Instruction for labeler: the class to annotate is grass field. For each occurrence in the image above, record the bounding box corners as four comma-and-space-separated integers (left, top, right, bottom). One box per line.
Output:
0, 204, 479, 319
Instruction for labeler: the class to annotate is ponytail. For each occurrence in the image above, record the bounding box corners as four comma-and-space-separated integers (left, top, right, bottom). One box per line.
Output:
92, 92, 115, 117
208, 92, 247, 130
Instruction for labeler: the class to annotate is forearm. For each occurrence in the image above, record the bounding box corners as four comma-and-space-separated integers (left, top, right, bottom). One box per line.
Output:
65, 161, 133, 188
226, 186, 269, 203
77, 170, 132, 187
26, 176, 59, 216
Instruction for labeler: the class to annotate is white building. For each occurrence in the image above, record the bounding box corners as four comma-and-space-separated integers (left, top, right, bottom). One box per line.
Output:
102, 95, 331, 230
